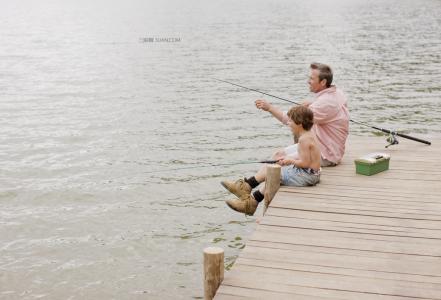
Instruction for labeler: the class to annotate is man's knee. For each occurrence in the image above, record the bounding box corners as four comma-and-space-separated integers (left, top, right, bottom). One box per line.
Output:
321, 157, 337, 167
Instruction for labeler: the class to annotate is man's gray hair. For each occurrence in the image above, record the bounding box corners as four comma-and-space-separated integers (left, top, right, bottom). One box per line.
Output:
310, 63, 333, 88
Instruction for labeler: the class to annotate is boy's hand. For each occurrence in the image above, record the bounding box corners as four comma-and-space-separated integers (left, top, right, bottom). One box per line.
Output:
255, 99, 271, 111
277, 158, 296, 166
272, 150, 286, 161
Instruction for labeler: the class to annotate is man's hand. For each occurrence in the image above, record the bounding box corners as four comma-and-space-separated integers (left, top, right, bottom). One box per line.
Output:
255, 99, 272, 111
302, 100, 312, 107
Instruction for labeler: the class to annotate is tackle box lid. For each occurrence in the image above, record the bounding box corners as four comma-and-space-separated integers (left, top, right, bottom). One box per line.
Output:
355, 152, 390, 165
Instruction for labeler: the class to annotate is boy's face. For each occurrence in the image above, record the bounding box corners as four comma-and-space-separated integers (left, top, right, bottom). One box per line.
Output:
288, 119, 301, 135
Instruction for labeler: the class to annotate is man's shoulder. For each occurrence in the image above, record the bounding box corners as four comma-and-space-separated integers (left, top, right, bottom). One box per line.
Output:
313, 86, 347, 106
316, 86, 343, 98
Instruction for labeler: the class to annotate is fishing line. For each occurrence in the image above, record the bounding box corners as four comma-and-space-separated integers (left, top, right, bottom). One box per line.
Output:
213, 78, 300, 105
144, 160, 278, 175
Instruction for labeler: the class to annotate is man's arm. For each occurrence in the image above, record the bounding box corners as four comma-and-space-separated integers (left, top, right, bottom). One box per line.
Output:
255, 99, 289, 125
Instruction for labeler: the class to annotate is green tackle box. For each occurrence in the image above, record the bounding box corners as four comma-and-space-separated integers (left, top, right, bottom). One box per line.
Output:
354, 153, 390, 176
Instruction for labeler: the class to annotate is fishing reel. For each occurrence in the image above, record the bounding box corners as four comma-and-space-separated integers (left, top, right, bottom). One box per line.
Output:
385, 132, 399, 148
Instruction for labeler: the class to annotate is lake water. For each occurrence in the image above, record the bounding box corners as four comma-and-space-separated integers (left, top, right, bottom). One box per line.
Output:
1, 0, 440, 299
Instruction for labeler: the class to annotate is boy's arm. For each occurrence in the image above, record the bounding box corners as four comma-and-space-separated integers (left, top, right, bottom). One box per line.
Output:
279, 139, 311, 168
255, 100, 289, 125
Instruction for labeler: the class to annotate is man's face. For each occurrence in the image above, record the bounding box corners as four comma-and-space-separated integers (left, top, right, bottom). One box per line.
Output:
308, 69, 326, 93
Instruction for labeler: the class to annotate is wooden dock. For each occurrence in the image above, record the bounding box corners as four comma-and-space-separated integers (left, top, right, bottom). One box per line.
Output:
214, 135, 441, 300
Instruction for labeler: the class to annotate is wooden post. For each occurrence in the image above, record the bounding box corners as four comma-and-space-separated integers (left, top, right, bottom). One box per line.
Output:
264, 164, 281, 214
203, 247, 224, 300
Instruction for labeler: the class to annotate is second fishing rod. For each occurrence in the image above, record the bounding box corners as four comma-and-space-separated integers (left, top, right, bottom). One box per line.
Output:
214, 78, 431, 146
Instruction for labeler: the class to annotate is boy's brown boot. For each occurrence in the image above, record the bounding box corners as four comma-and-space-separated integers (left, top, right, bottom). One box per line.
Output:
225, 194, 258, 216
221, 179, 251, 198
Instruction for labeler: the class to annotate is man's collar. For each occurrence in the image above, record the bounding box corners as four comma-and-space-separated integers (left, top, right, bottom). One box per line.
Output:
315, 85, 336, 97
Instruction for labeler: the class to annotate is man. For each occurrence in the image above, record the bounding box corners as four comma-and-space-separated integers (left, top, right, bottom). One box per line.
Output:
255, 63, 349, 166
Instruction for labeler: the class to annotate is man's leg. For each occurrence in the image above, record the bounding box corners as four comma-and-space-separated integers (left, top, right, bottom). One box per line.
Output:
321, 157, 337, 167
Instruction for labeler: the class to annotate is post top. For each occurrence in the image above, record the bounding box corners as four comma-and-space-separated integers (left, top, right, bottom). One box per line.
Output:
267, 164, 281, 169
203, 247, 224, 254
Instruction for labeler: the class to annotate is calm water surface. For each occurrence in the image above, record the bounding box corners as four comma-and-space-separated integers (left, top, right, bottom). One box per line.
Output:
1, 0, 440, 299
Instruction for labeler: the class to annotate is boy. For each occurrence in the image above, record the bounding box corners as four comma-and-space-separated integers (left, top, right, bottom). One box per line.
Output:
221, 106, 321, 216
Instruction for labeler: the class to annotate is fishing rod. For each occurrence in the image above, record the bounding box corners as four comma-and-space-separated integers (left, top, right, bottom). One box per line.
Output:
214, 78, 301, 105
349, 119, 431, 146
214, 78, 432, 147
144, 160, 279, 175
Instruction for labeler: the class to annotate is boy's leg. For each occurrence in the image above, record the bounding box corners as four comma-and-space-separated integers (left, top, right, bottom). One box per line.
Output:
225, 166, 269, 216
221, 165, 266, 199
225, 181, 266, 216
252, 183, 265, 204
281, 166, 320, 186
254, 164, 267, 183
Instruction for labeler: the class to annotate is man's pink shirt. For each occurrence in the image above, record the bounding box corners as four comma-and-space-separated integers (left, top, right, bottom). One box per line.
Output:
283, 86, 349, 163
310, 86, 349, 163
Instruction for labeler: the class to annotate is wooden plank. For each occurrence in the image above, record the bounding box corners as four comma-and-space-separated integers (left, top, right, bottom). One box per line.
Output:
251, 228, 441, 257
312, 182, 440, 194
216, 284, 339, 299
239, 247, 441, 281
315, 182, 441, 196
320, 173, 441, 182
266, 207, 441, 230
260, 215, 441, 240
272, 196, 441, 217
256, 225, 441, 249
280, 193, 441, 213
317, 180, 440, 192
218, 276, 424, 300
245, 240, 441, 263
274, 192, 441, 212
269, 200, 441, 221
278, 186, 441, 201
320, 178, 440, 186
215, 292, 251, 300
213, 292, 251, 300
321, 171, 441, 181
236, 257, 441, 285
323, 162, 441, 170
